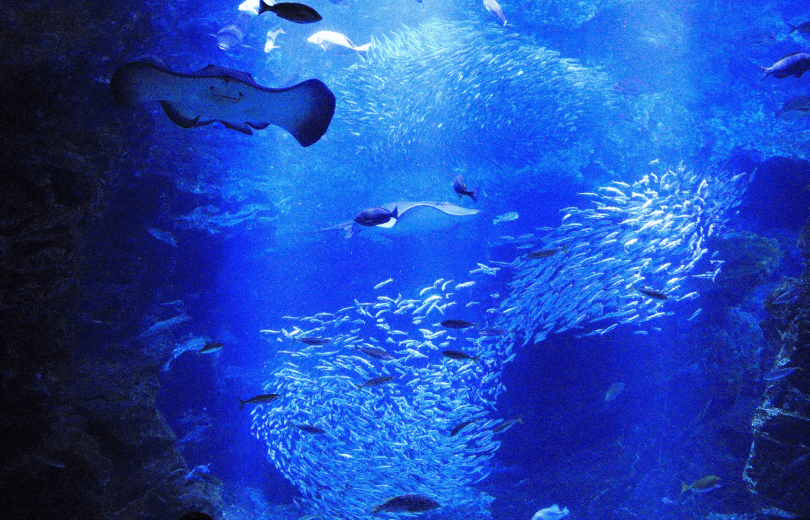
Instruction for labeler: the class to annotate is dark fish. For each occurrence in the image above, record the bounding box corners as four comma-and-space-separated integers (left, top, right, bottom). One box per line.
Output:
492, 417, 523, 433
294, 336, 330, 345
259, 2, 322, 24
478, 328, 511, 336
442, 350, 479, 362
354, 206, 399, 227
355, 345, 395, 360
238, 393, 281, 409
764, 367, 800, 381
453, 174, 480, 202
634, 285, 668, 300
199, 341, 224, 354
788, 21, 810, 34
110, 61, 335, 146
450, 418, 477, 436
777, 96, 810, 120
356, 375, 394, 389
760, 53, 810, 80
526, 242, 568, 259
681, 475, 721, 493
372, 494, 440, 514
440, 319, 477, 329
292, 423, 327, 435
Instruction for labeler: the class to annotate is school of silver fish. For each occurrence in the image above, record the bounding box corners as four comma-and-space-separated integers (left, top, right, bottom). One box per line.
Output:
250, 165, 750, 519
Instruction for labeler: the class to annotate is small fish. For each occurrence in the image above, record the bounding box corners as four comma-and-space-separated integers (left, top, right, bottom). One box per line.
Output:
372, 494, 440, 514
442, 350, 479, 362
526, 242, 568, 259
777, 95, 810, 120
453, 174, 480, 202
441, 319, 476, 329
294, 336, 330, 345
761, 53, 810, 80
374, 278, 393, 289
764, 367, 800, 381
355, 345, 395, 360
450, 418, 477, 436
354, 206, 398, 227
483, 0, 507, 27
238, 393, 281, 409
259, 2, 322, 24
492, 417, 523, 433
264, 28, 285, 52
356, 375, 394, 389
478, 328, 511, 336
687, 308, 702, 322
493, 211, 519, 225
605, 381, 624, 402
634, 285, 668, 300
680, 475, 721, 493
291, 423, 327, 435
307, 30, 371, 53
199, 341, 224, 354
788, 21, 810, 34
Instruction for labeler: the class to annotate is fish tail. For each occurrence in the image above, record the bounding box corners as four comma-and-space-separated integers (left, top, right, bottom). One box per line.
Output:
391, 206, 399, 219
355, 43, 372, 53
472, 187, 480, 202
680, 481, 689, 494
258, 0, 272, 15
472, 356, 480, 363
789, 23, 797, 34
355, 384, 363, 390
238, 398, 246, 410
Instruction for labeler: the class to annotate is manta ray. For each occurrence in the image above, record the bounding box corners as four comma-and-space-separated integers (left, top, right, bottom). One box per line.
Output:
323, 201, 480, 238
110, 61, 336, 147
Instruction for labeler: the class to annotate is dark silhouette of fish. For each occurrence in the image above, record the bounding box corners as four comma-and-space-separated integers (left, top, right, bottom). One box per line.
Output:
440, 319, 476, 329
777, 95, 810, 119
372, 494, 440, 514
259, 2, 322, 24
760, 53, 810, 80
355, 345, 395, 360
291, 423, 327, 434
238, 393, 281, 409
110, 61, 335, 146
293, 336, 330, 345
453, 174, 480, 201
354, 206, 399, 227
788, 21, 810, 34
356, 375, 394, 390
633, 284, 668, 300
442, 350, 479, 362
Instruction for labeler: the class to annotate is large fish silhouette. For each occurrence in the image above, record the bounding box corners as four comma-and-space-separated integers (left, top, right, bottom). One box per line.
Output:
110, 61, 336, 147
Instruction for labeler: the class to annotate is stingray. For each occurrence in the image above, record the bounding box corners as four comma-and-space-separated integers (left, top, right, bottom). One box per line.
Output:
110, 61, 336, 147
322, 201, 480, 238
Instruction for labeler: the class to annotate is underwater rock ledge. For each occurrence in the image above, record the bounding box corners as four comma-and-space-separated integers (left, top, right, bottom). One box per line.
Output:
743, 217, 810, 517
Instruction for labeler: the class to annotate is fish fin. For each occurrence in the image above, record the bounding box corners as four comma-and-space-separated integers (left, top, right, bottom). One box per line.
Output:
354, 43, 372, 53
259, 0, 273, 15
271, 79, 336, 146
472, 187, 480, 202
238, 398, 246, 410
159, 101, 199, 128
392, 206, 399, 219
222, 121, 254, 135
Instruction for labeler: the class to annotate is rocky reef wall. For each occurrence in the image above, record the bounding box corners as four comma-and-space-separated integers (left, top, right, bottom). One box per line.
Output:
744, 218, 810, 517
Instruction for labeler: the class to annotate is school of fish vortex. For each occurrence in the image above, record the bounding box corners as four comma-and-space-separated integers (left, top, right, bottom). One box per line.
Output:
331, 19, 612, 168
252, 165, 749, 519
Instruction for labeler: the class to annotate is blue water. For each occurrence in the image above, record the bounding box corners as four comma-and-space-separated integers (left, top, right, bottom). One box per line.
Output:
83, 0, 810, 518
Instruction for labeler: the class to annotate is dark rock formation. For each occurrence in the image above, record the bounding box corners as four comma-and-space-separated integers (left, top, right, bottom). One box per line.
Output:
744, 217, 810, 516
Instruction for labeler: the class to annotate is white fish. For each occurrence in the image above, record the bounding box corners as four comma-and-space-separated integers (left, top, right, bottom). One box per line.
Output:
374, 278, 393, 290
308, 31, 371, 53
